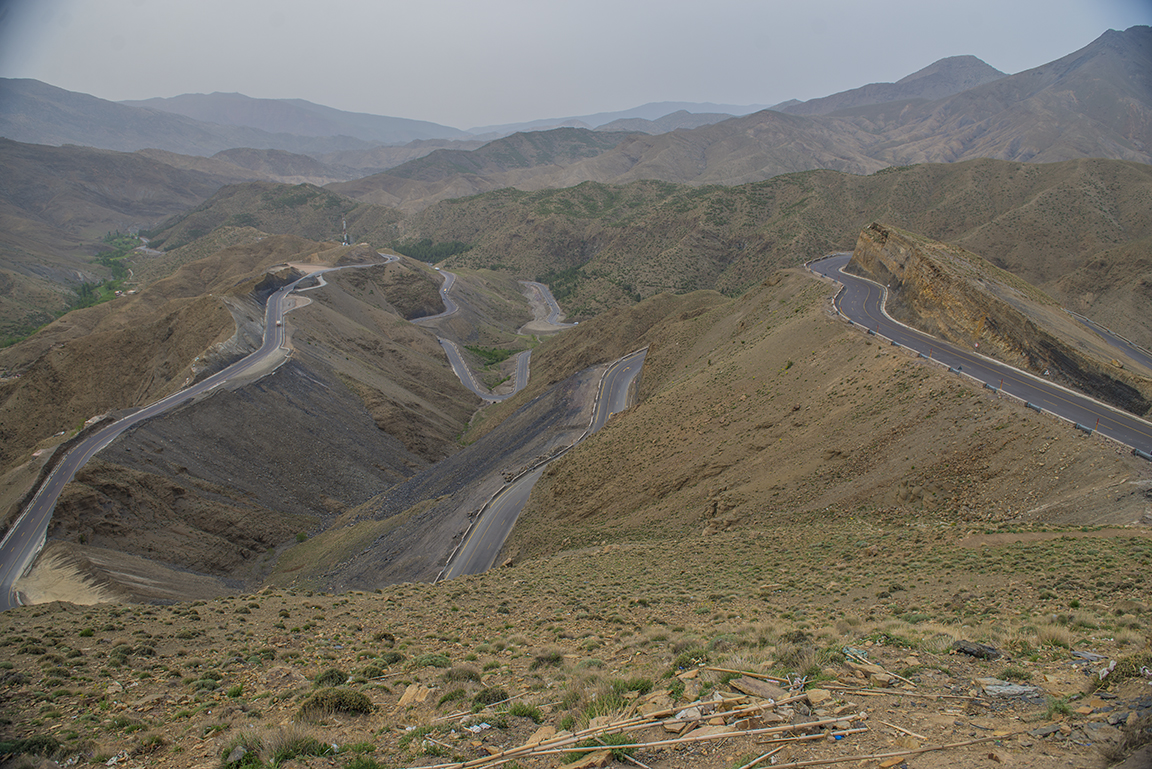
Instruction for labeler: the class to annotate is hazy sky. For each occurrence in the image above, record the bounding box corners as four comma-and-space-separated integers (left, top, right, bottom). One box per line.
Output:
0, 0, 1148, 130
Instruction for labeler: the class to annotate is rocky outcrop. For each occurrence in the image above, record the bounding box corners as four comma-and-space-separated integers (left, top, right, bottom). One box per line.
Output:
848, 222, 1152, 417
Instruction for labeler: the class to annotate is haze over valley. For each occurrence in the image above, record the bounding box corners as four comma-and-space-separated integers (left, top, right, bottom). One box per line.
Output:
0, 11, 1151, 768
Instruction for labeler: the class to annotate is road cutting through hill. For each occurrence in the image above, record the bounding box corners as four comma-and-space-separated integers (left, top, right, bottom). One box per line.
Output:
810, 252, 1152, 456
416, 270, 567, 402
441, 347, 647, 580
0, 257, 395, 611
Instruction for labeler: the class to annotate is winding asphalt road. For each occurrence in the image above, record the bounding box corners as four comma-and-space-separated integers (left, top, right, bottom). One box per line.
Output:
0, 258, 393, 611
810, 253, 1152, 457
417, 269, 534, 402
418, 268, 458, 321
441, 347, 648, 580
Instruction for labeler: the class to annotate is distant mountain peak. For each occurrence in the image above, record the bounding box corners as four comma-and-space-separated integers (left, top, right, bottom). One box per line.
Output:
896, 55, 1005, 85
779, 55, 1006, 116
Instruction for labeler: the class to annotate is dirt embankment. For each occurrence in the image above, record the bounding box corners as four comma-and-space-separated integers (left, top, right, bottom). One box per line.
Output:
38, 355, 425, 600
305, 363, 603, 591
849, 222, 1152, 416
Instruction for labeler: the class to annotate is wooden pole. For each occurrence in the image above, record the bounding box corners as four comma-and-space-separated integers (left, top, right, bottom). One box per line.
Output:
824, 685, 978, 702
755, 732, 1022, 769
735, 746, 786, 769
705, 666, 790, 684
878, 720, 927, 741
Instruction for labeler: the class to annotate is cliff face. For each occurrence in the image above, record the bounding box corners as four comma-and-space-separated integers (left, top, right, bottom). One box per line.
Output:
848, 222, 1152, 417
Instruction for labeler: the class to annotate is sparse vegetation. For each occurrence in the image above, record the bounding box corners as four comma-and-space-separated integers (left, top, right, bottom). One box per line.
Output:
391, 238, 473, 263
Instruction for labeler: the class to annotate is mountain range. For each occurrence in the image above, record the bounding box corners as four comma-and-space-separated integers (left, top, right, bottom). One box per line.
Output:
1, 26, 1148, 344
2, 27, 1146, 203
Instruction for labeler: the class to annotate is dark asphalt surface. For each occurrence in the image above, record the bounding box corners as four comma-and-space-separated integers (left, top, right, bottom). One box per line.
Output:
442, 348, 648, 580
0, 258, 393, 610
424, 270, 537, 403
810, 253, 1152, 457
414, 269, 458, 322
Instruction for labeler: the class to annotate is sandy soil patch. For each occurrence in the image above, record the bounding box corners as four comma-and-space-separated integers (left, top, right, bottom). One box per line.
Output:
13, 544, 115, 605
285, 262, 331, 274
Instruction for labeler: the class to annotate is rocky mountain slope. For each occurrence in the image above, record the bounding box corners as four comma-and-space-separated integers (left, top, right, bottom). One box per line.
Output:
0, 139, 358, 343
0, 139, 260, 337
848, 222, 1152, 415
330, 27, 1150, 211
0, 236, 339, 479
506, 267, 1151, 564
327, 128, 637, 213
144, 182, 402, 252
1, 233, 559, 602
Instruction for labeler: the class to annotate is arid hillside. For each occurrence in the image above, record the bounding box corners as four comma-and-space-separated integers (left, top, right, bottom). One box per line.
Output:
404, 158, 1152, 349
505, 268, 1151, 567
144, 182, 403, 252
0, 235, 357, 488
0, 139, 265, 341
4, 246, 555, 602
327, 128, 637, 214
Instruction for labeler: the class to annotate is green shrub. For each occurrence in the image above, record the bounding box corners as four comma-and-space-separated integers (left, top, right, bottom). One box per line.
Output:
297, 687, 374, 718
314, 667, 347, 687
613, 677, 653, 696
530, 647, 564, 670
220, 730, 263, 767
673, 647, 708, 669
412, 653, 450, 668
472, 686, 509, 707
438, 687, 467, 707
443, 665, 480, 683
0, 734, 61, 758
506, 701, 543, 723
271, 734, 331, 763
